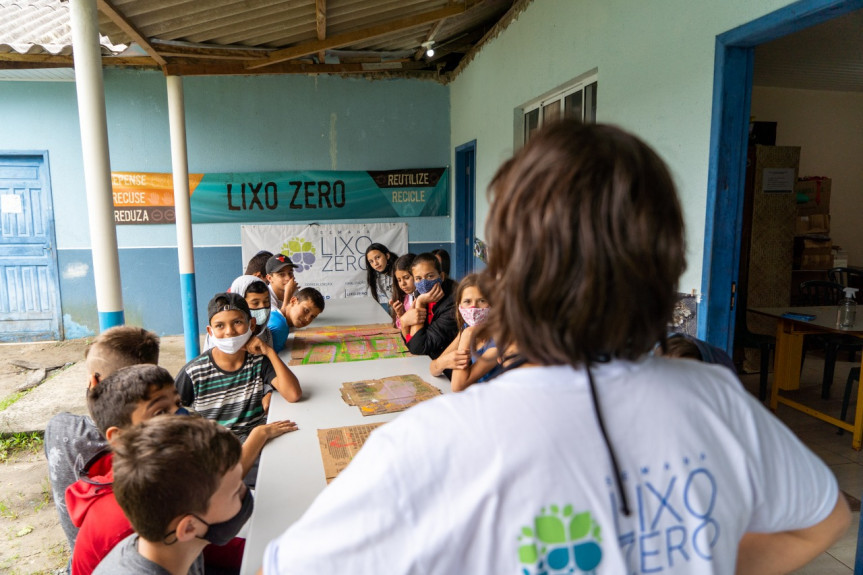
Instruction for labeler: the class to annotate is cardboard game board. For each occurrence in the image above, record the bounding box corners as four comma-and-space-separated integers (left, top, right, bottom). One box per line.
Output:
340, 374, 442, 416
317, 423, 386, 483
289, 323, 411, 366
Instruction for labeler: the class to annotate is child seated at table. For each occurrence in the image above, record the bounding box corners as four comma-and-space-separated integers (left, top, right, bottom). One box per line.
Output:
430, 274, 501, 391
658, 331, 737, 373
175, 293, 302, 445
390, 253, 424, 335
66, 364, 186, 575
245, 250, 273, 281
283, 287, 325, 333
432, 248, 452, 281
94, 416, 250, 575
45, 325, 160, 554
365, 243, 398, 311
71, 364, 296, 575
406, 252, 458, 359
204, 275, 276, 351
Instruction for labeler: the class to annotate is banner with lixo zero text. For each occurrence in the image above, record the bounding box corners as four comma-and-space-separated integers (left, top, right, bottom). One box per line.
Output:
110, 168, 448, 225
241, 223, 409, 301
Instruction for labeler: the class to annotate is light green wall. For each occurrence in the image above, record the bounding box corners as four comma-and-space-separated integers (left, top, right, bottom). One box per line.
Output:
450, 0, 796, 293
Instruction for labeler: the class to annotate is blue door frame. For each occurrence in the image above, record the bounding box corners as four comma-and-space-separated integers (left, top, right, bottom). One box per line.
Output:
454, 140, 477, 278
700, 0, 863, 350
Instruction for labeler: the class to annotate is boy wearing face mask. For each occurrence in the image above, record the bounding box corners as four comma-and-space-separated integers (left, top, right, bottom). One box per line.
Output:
67, 365, 188, 575
94, 416, 251, 575
175, 293, 301, 444
406, 252, 458, 359
202, 276, 281, 352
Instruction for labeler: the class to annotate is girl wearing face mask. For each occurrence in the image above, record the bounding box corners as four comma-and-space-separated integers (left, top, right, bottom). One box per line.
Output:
429, 274, 501, 391
407, 252, 459, 359
202, 276, 275, 352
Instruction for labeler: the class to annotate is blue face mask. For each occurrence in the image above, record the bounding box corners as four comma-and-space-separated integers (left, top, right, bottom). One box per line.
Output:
414, 277, 442, 295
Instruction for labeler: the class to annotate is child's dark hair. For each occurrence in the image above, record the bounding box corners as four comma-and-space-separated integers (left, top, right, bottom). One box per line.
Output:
454, 274, 483, 335
244, 280, 269, 296
661, 335, 702, 361
87, 364, 174, 436
112, 416, 242, 542
432, 249, 451, 278
410, 252, 442, 275
296, 287, 325, 312
483, 121, 686, 366
85, 326, 160, 381
244, 250, 273, 277
364, 243, 397, 303
391, 253, 416, 302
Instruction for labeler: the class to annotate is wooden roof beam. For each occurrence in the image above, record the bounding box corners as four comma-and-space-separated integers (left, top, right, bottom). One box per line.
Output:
97, 0, 167, 68
246, 3, 465, 70
414, 19, 446, 60
316, 0, 327, 63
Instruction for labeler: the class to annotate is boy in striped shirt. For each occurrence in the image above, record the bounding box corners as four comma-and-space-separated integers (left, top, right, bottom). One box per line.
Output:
175, 293, 302, 445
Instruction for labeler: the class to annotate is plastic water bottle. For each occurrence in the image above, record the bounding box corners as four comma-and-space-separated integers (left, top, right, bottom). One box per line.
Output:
837, 287, 858, 328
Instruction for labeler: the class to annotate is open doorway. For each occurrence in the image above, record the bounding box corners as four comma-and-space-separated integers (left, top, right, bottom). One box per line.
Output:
700, 0, 863, 350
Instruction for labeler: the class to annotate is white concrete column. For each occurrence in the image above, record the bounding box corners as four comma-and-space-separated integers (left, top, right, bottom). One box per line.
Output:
166, 75, 200, 359
68, 0, 124, 331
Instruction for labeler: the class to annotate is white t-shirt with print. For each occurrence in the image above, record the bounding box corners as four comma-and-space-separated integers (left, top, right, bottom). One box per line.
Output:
263, 357, 838, 575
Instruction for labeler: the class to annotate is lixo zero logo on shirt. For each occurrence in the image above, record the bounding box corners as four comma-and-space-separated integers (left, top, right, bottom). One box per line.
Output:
518, 505, 602, 574
281, 237, 316, 272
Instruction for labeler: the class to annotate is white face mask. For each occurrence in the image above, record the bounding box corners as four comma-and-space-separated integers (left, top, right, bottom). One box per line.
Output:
250, 307, 270, 327
211, 329, 253, 354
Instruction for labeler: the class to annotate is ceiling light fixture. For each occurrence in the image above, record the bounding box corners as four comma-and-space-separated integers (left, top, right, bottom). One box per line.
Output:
421, 41, 435, 58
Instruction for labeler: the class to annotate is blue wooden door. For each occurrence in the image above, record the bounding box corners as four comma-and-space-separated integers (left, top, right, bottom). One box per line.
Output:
454, 140, 476, 278
0, 153, 62, 341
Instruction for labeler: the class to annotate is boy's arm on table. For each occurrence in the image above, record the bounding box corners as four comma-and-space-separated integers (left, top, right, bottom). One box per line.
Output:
736, 494, 850, 575
240, 420, 299, 478
246, 336, 302, 402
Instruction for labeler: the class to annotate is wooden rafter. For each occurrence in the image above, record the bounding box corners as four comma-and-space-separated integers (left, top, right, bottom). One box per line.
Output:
164, 58, 430, 77
0, 53, 159, 68
246, 3, 465, 70
414, 19, 446, 60
316, 0, 327, 63
96, 0, 167, 67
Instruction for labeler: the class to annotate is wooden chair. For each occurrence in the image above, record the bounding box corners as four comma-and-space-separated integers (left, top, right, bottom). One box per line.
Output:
828, 267, 863, 292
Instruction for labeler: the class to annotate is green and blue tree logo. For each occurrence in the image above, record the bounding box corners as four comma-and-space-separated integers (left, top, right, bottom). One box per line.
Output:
281, 237, 316, 272
518, 505, 603, 574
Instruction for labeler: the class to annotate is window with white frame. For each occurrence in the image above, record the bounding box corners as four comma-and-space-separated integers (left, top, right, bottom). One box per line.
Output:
521, 73, 597, 145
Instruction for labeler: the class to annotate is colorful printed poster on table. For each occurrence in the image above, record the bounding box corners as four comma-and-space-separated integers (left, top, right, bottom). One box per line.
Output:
242, 223, 408, 300
109, 168, 448, 224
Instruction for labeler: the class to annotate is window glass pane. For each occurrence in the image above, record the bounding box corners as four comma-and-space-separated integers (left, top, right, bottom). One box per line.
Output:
585, 82, 598, 123
564, 90, 583, 121
524, 108, 539, 144
542, 100, 561, 124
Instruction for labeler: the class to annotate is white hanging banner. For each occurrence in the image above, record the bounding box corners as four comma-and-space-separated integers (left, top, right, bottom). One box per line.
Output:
241, 223, 408, 300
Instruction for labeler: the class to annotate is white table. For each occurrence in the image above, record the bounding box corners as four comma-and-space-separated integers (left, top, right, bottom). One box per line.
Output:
240, 298, 451, 575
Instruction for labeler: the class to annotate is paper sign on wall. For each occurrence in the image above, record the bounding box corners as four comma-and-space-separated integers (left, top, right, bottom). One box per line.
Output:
1, 194, 23, 214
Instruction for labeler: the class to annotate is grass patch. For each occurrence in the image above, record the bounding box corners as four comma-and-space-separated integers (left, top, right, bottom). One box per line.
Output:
0, 431, 44, 463
0, 389, 30, 412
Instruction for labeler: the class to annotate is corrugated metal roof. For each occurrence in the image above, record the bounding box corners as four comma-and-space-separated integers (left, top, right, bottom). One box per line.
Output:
0, 0, 522, 82
0, 0, 126, 56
